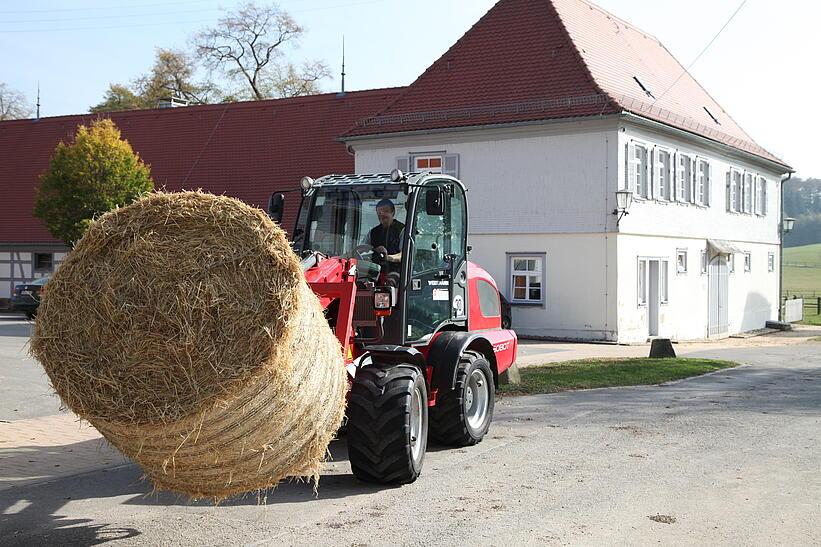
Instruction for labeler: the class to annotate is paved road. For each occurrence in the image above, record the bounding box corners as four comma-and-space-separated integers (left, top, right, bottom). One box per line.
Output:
0, 316, 61, 421
1, 341, 819, 545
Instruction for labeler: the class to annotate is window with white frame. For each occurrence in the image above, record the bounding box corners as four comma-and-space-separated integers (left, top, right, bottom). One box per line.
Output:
701, 250, 708, 274
696, 158, 711, 206
744, 252, 751, 272
728, 253, 735, 273
676, 153, 694, 203
743, 172, 754, 214
727, 169, 742, 212
414, 155, 443, 173
660, 260, 669, 303
509, 255, 544, 305
768, 252, 775, 272
656, 148, 673, 201
756, 176, 767, 215
676, 249, 688, 273
638, 259, 647, 306
625, 142, 651, 199
398, 154, 460, 178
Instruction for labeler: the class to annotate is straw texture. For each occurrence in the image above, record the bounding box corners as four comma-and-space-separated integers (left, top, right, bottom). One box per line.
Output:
30, 191, 346, 500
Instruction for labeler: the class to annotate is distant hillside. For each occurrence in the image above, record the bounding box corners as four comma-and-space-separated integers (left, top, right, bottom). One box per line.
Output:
784, 177, 821, 248
783, 243, 821, 298
784, 243, 821, 267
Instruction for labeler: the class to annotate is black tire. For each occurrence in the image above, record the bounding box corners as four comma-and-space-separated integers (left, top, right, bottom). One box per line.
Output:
430, 351, 495, 447
347, 364, 428, 484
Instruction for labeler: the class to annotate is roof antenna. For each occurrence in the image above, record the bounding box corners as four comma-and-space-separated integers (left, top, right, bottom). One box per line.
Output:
340, 36, 346, 96
36, 81, 40, 119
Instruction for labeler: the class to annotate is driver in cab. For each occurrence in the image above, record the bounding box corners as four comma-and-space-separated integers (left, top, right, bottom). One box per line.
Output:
368, 199, 404, 264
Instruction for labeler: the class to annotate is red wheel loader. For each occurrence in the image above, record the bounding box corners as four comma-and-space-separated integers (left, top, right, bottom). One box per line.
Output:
268, 170, 517, 484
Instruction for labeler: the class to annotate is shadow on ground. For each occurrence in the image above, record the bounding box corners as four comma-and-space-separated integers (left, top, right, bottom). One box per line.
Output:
0, 438, 389, 544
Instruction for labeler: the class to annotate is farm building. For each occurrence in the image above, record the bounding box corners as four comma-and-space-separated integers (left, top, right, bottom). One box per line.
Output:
0, 0, 791, 342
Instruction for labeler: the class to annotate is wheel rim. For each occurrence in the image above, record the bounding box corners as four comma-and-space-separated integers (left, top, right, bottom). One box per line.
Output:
410, 384, 424, 462
465, 368, 490, 430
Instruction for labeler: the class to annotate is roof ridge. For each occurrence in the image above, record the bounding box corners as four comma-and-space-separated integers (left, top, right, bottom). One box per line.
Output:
0, 87, 406, 127
340, 1, 505, 137
568, 0, 662, 44
546, 0, 620, 115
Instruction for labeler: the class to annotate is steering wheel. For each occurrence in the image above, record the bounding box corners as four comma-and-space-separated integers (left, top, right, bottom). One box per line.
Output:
355, 244, 387, 263
354, 244, 375, 261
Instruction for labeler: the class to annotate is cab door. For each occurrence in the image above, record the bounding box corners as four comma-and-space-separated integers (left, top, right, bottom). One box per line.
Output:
404, 180, 467, 342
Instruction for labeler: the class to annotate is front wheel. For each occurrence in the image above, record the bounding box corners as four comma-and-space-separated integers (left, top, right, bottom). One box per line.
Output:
430, 351, 495, 446
347, 364, 428, 484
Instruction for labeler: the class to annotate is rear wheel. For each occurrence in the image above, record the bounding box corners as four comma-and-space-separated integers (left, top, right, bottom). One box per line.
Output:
347, 364, 428, 484
430, 351, 495, 446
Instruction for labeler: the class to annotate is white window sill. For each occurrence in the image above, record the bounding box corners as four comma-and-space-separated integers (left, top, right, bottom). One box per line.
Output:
510, 300, 544, 307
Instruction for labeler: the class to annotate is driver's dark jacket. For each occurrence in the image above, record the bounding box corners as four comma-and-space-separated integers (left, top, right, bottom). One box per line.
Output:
368, 220, 405, 254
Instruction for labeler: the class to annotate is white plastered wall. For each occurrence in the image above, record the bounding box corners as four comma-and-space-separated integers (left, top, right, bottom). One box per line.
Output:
352, 120, 621, 340
468, 232, 617, 340
616, 235, 780, 343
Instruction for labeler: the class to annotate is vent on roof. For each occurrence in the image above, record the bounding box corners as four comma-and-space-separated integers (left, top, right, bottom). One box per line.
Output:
632, 76, 655, 99
703, 106, 721, 125
157, 96, 190, 109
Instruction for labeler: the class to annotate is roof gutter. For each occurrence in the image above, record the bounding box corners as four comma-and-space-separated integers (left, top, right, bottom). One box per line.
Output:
620, 111, 793, 174
339, 114, 623, 145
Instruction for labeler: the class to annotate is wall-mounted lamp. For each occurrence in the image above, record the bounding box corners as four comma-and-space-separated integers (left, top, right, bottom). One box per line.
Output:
783, 217, 795, 234
612, 189, 633, 225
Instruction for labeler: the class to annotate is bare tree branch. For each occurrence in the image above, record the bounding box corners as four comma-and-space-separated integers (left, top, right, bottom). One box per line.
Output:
193, 2, 326, 100
0, 83, 33, 120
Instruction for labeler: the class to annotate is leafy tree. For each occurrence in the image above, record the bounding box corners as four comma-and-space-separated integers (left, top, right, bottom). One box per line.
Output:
90, 49, 215, 113
90, 84, 145, 113
34, 118, 153, 246
193, 2, 330, 100
783, 177, 821, 247
132, 48, 217, 105
0, 82, 32, 120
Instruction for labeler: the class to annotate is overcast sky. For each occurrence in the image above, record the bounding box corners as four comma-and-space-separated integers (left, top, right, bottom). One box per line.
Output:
2, 0, 817, 177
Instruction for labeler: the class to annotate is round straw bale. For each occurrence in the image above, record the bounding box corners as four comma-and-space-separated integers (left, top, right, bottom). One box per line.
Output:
30, 191, 347, 500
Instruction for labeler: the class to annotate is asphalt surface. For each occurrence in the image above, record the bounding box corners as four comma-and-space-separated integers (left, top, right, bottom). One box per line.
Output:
1, 341, 819, 545
0, 316, 61, 421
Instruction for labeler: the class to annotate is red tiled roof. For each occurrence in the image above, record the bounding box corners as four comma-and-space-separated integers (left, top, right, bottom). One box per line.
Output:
344, 0, 788, 169
0, 88, 401, 245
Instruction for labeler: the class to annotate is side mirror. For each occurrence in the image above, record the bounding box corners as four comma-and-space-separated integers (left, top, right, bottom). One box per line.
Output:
425, 186, 445, 216
268, 192, 285, 223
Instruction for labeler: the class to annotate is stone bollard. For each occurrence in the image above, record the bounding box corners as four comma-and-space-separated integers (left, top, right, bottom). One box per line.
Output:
649, 338, 676, 358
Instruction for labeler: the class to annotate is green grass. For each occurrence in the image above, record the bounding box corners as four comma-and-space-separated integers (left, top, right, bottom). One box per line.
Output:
800, 310, 821, 326
783, 244, 821, 325
784, 243, 821, 266
783, 266, 821, 296
499, 358, 738, 396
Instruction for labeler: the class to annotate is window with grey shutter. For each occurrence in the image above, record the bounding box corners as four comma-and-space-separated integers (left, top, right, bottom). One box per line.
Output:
396, 156, 410, 173
443, 154, 459, 178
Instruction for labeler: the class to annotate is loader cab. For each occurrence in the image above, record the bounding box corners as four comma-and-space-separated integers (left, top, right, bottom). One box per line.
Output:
288, 172, 469, 345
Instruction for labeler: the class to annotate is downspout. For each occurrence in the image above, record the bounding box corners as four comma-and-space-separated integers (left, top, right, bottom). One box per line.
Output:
778, 172, 792, 320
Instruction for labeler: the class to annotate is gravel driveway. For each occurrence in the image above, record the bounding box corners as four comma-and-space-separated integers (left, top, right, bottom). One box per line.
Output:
1, 340, 819, 545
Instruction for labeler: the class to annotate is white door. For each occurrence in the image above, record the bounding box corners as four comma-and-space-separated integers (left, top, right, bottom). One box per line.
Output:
648, 260, 660, 337
708, 255, 729, 337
